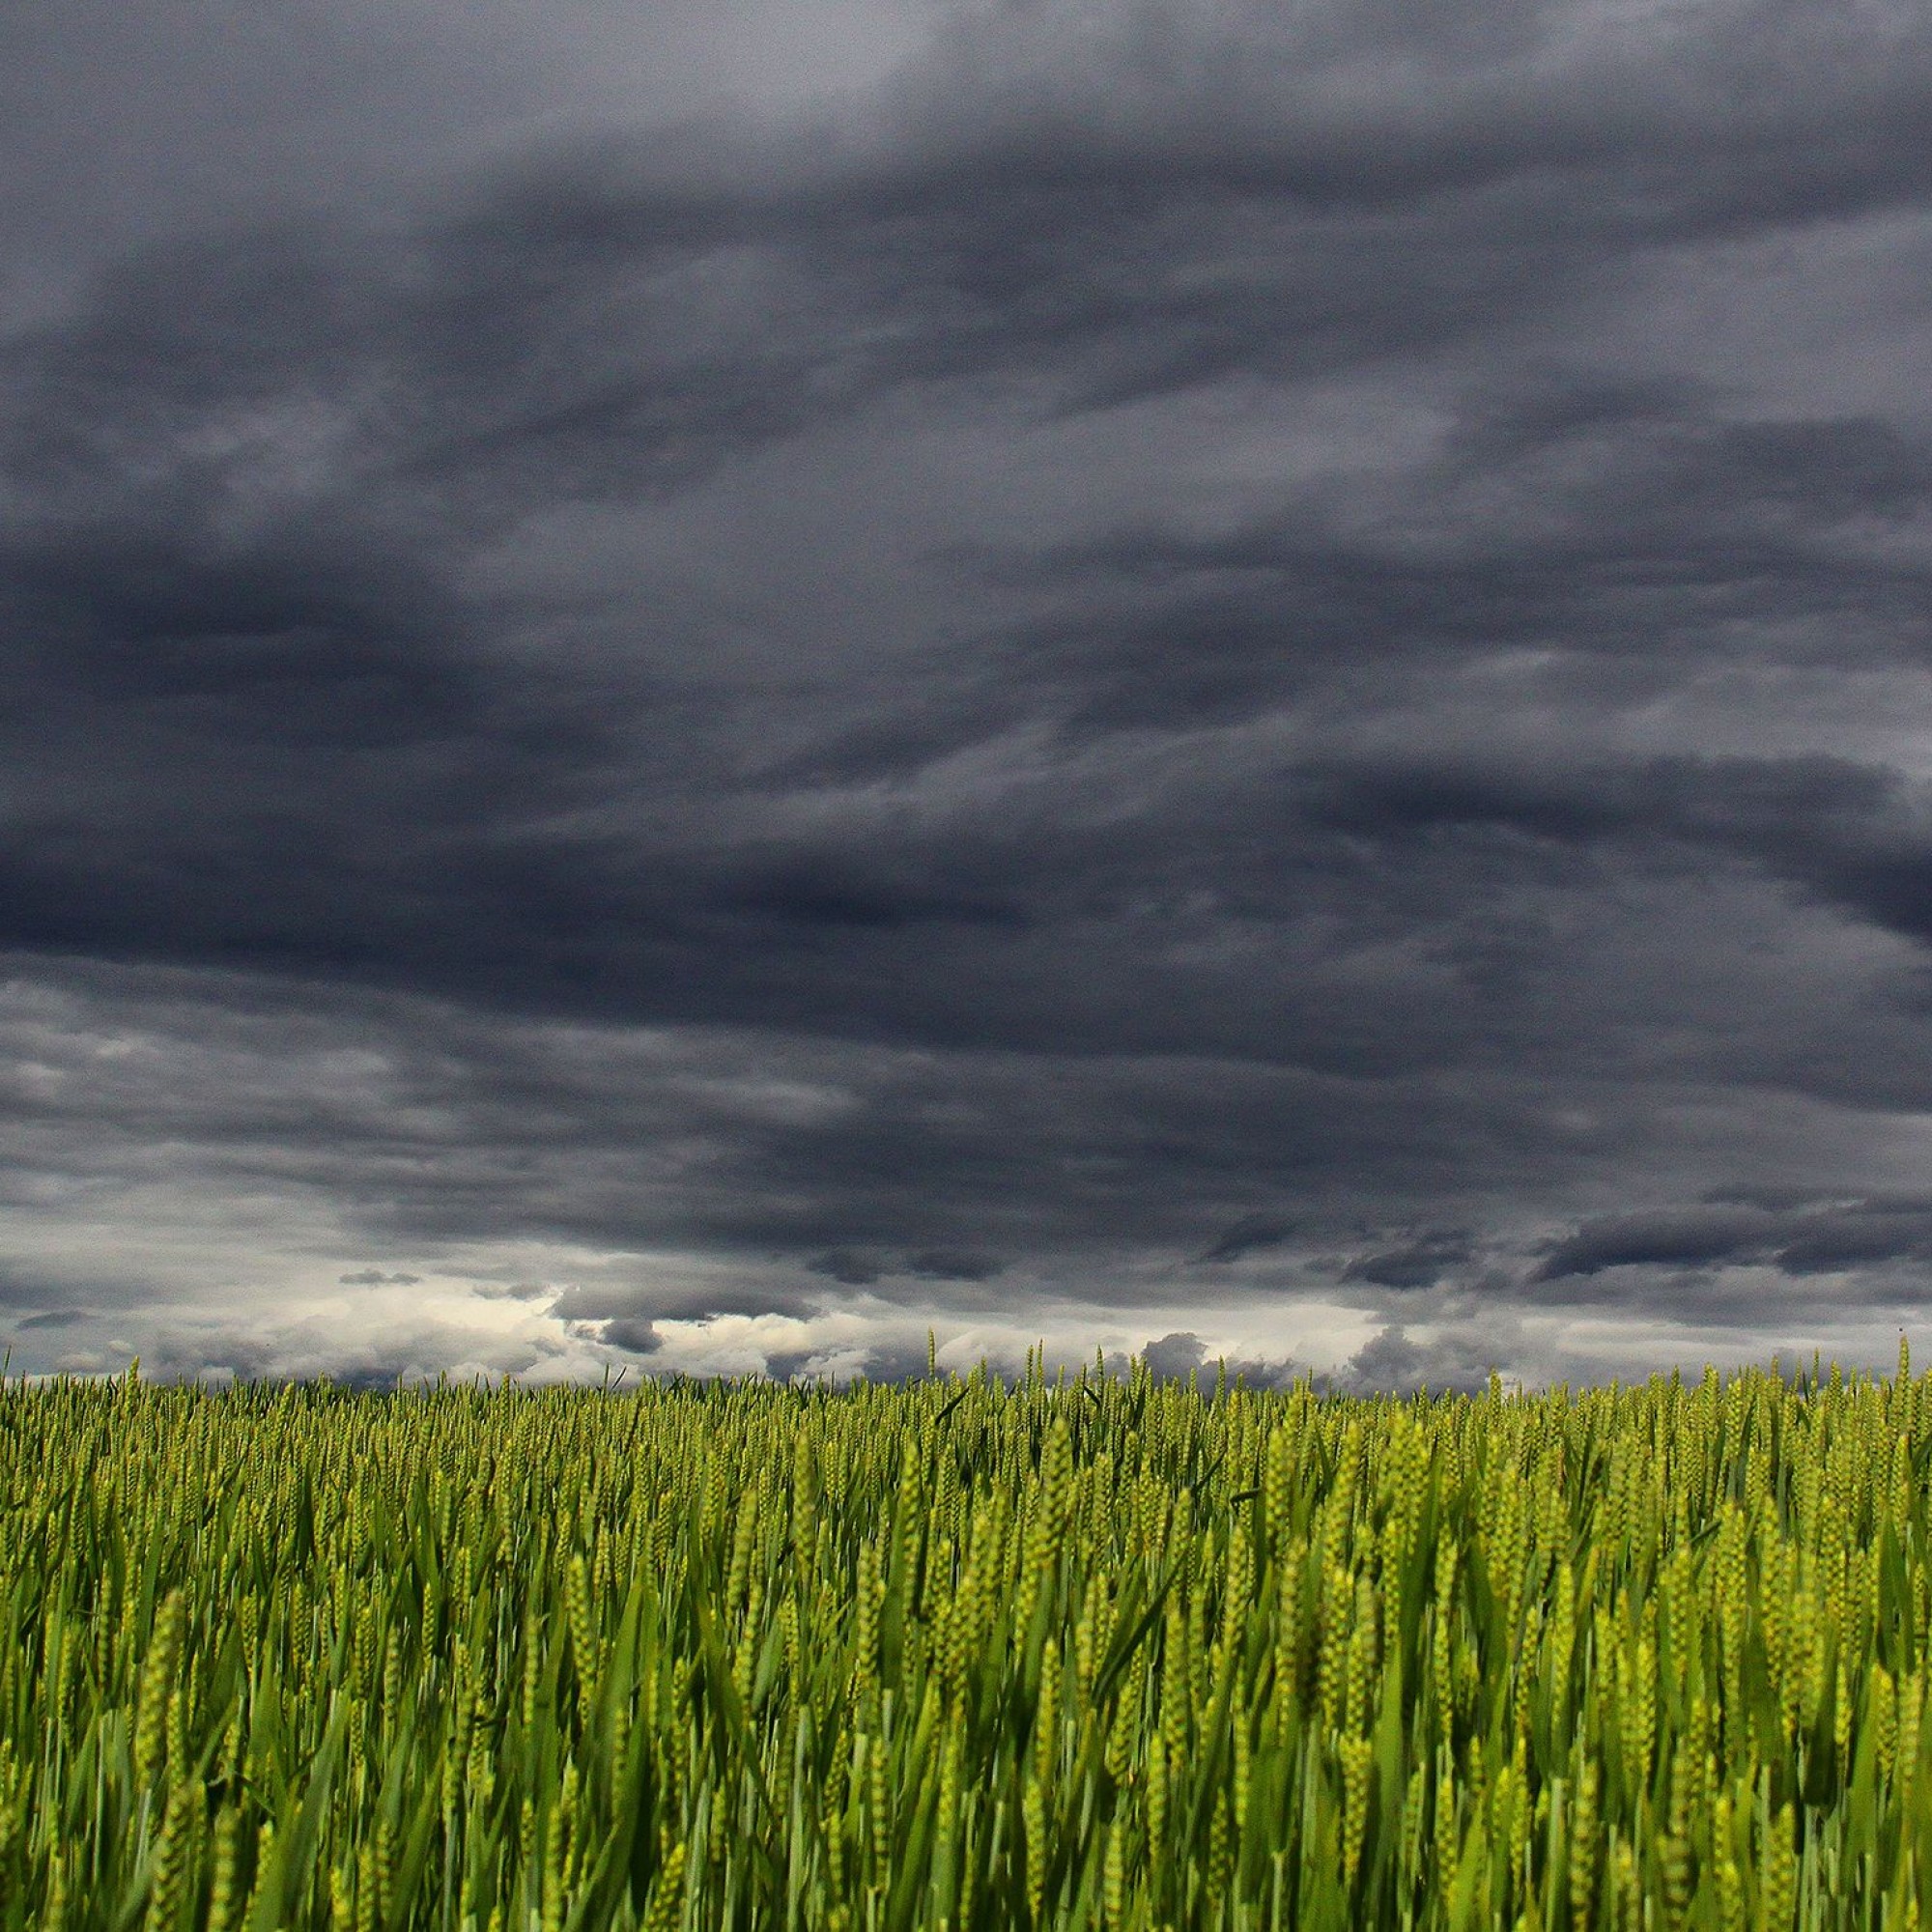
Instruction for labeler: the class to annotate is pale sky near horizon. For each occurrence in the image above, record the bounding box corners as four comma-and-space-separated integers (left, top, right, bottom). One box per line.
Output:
9, 0, 1932, 1389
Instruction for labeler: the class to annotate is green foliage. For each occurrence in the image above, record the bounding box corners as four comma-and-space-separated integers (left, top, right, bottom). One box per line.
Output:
4, 1344, 1932, 1928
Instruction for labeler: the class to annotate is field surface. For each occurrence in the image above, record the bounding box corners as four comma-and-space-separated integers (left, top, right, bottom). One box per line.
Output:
1, 1352, 1929, 1929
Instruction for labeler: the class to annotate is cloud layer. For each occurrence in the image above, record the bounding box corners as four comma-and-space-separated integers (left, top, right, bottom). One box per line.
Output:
7, 0, 1932, 1386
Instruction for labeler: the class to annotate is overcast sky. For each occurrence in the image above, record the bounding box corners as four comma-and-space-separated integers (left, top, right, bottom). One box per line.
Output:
7, 0, 1932, 1390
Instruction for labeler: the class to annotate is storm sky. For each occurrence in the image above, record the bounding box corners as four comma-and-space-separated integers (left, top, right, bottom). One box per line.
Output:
8, 0, 1932, 1389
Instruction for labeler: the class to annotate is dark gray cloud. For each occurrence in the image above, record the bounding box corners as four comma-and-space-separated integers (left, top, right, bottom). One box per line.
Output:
1140, 1331, 1209, 1382
1536, 1198, 1932, 1283
469, 1281, 566, 1302
9, 0, 1932, 1384
807, 1251, 890, 1287
599, 1319, 664, 1356
1137, 1329, 1302, 1390
906, 1248, 1006, 1281
1336, 1323, 1508, 1396
1342, 1233, 1474, 1292
1197, 1216, 1298, 1264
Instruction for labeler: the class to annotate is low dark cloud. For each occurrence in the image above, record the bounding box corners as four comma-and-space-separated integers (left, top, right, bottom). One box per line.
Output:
1197, 1216, 1298, 1265
1535, 1208, 1782, 1281
1337, 1323, 1508, 1396
763, 1348, 821, 1385
905, 1248, 1006, 1282
1343, 1233, 1474, 1292
805, 1247, 1006, 1286
599, 1319, 663, 1356
1139, 1329, 1302, 1390
807, 1251, 888, 1287
1141, 1331, 1209, 1382
854, 1334, 943, 1386
8, 0, 1932, 1384
1536, 1199, 1932, 1284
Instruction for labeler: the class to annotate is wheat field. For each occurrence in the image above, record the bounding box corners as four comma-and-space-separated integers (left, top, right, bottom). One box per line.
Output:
2, 1346, 1927, 1929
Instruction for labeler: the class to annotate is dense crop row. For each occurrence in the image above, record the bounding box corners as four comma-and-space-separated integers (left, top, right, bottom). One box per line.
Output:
4, 1348, 1932, 1928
